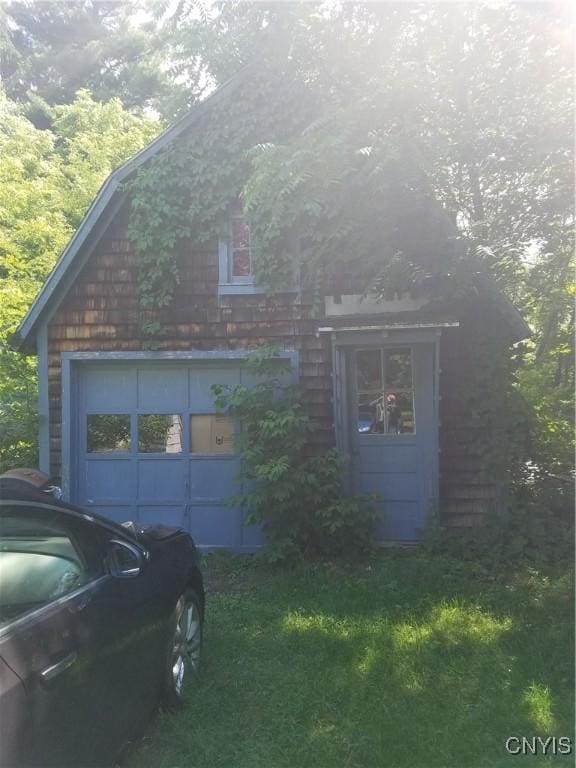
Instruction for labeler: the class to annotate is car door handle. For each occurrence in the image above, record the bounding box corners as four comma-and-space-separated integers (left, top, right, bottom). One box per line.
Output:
68, 592, 92, 613
40, 652, 78, 683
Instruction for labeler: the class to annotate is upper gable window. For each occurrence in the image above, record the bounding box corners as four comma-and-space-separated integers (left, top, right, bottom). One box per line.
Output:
230, 216, 252, 282
218, 212, 261, 295
230, 215, 252, 280
218, 208, 299, 296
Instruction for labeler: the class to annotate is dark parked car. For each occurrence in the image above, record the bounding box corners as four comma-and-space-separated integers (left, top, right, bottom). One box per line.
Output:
0, 469, 204, 768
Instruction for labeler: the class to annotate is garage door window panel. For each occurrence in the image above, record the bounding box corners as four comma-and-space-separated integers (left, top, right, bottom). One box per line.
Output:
190, 414, 235, 454
87, 415, 131, 453
138, 415, 183, 454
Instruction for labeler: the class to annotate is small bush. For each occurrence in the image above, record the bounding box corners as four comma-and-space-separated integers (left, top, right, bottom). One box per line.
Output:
0, 351, 38, 473
258, 448, 380, 560
0, 403, 38, 473
424, 483, 574, 575
212, 348, 380, 560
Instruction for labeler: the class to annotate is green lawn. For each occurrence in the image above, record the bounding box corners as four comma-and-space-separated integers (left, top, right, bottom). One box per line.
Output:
126, 552, 574, 768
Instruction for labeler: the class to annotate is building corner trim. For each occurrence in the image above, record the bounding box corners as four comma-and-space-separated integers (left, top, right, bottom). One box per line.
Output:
37, 323, 50, 474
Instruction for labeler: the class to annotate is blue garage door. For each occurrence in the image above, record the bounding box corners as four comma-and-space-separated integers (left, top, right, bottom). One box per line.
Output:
75, 362, 263, 550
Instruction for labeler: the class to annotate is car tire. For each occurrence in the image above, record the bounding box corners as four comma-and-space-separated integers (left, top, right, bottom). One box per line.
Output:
162, 587, 203, 707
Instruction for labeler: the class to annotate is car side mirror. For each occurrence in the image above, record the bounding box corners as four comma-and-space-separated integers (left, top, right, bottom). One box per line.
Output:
44, 484, 62, 500
108, 539, 146, 579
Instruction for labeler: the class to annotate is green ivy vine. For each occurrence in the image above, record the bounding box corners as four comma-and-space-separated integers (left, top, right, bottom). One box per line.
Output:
126, 69, 318, 335
125, 65, 451, 336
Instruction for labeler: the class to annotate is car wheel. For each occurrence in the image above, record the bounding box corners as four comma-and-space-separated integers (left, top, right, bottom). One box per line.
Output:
163, 588, 203, 707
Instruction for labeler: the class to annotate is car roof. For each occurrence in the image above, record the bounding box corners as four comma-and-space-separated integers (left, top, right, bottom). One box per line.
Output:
0, 482, 137, 541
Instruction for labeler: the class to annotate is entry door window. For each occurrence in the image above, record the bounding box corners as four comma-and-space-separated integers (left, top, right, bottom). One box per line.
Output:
356, 347, 415, 434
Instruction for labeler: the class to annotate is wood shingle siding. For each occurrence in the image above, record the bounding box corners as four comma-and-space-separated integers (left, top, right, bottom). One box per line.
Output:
46, 220, 334, 478
438, 324, 505, 525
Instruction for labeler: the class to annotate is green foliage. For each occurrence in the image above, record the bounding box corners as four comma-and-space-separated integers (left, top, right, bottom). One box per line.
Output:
516, 254, 575, 481
126, 4, 573, 506
0, 88, 159, 340
211, 349, 380, 560
149, 1, 573, 484
2, 1, 572, 507
425, 485, 574, 576
0, 351, 37, 471
517, 357, 575, 479
86, 414, 130, 453
0, 88, 159, 472
1, 0, 175, 115
52, 90, 162, 221
126, 69, 318, 329
451, 310, 532, 492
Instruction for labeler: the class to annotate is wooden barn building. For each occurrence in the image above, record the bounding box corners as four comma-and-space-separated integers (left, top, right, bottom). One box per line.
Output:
14, 74, 530, 550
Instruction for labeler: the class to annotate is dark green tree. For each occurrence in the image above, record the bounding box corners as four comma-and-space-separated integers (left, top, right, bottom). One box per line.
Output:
0, 89, 159, 471
1, 0, 175, 117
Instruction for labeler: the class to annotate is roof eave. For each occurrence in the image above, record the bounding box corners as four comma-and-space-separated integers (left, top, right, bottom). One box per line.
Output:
473, 274, 532, 342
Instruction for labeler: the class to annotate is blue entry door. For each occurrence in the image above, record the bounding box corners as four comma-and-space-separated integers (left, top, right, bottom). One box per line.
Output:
350, 342, 438, 541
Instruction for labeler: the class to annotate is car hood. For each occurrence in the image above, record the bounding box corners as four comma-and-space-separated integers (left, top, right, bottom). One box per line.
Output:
138, 524, 185, 542
119, 520, 185, 544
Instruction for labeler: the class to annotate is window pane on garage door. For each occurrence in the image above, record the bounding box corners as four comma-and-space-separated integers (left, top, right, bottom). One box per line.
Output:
138, 415, 183, 453
190, 414, 234, 454
87, 415, 130, 452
